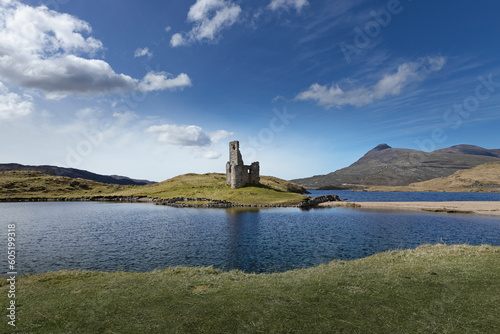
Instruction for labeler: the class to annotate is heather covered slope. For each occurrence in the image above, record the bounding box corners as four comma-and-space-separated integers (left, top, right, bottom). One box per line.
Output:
0, 163, 155, 186
293, 144, 500, 189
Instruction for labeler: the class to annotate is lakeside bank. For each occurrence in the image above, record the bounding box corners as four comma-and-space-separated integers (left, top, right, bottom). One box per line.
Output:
1, 244, 498, 333
320, 201, 500, 217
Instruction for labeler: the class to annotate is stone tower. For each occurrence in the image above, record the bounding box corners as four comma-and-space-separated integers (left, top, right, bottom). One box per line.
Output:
226, 141, 260, 189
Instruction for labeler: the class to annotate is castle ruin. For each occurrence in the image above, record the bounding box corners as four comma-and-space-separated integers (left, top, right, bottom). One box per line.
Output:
226, 141, 260, 189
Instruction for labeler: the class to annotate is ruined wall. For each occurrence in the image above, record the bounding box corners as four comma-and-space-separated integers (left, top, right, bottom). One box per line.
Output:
249, 162, 260, 185
226, 141, 260, 189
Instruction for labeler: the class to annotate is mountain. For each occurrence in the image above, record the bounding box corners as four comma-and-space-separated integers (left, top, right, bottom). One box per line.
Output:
433, 144, 500, 158
292, 144, 500, 189
0, 163, 156, 186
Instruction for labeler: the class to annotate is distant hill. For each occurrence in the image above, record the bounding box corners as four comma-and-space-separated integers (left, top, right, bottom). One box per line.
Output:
292, 144, 500, 189
433, 145, 500, 158
368, 161, 500, 192
0, 163, 155, 186
0, 171, 132, 198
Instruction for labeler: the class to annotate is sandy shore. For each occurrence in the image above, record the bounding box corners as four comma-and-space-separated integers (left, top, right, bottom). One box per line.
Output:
319, 201, 500, 217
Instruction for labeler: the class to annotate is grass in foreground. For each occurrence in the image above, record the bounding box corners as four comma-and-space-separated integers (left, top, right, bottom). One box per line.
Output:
1, 244, 499, 333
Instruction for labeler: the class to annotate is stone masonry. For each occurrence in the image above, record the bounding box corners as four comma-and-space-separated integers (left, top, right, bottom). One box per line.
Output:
226, 141, 260, 189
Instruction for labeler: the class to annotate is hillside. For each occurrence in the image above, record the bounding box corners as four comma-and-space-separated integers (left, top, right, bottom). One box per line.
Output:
0, 171, 133, 198
433, 144, 500, 158
367, 161, 500, 192
0, 163, 155, 186
116, 173, 309, 205
293, 144, 500, 189
0, 171, 308, 205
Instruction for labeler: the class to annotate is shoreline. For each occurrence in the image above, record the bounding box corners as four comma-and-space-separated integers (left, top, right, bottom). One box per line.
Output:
0, 194, 337, 208
3, 197, 500, 216
0, 196, 304, 208
320, 201, 500, 217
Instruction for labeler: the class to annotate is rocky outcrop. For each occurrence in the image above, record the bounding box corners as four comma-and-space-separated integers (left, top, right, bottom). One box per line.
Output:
298, 194, 341, 209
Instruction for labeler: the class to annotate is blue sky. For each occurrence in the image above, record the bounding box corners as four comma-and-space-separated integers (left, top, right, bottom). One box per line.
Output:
1, 0, 499, 181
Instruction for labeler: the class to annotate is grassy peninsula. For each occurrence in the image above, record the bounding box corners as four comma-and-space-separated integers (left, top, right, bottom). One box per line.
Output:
0, 171, 308, 206
1, 244, 498, 333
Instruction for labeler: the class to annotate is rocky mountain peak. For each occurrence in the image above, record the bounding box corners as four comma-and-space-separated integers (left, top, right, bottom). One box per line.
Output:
372, 143, 392, 151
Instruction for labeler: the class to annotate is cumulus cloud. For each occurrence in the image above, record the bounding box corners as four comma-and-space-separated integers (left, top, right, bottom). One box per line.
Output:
170, 33, 186, 47
146, 124, 212, 147
134, 47, 153, 59
209, 129, 233, 144
296, 56, 447, 109
0, 1, 191, 98
170, 0, 241, 47
202, 151, 222, 159
269, 0, 309, 12
145, 124, 233, 158
138, 72, 192, 92
0, 82, 33, 120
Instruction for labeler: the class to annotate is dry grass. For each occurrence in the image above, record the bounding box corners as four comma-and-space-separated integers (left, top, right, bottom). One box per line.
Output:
0, 171, 133, 198
367, 161, 500, 192
1, 244, 498, 333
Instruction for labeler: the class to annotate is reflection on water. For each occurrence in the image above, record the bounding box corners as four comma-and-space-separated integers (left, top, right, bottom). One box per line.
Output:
0, 202, 499, 274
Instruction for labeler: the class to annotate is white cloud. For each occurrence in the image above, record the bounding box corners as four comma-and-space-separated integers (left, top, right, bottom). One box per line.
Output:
144, 123, 232, 161
0, 82, 33, 120
269, 0, 309, 12
203, 150, 222, 159
112, 111, 138, 123
272, 95, 287, 103
134, 47, 153, 59
209, 129, 233, 144
146, 124, 212, 147
296, 56, 447, 109
165, 26, 171, 32
137, 72, 192, 92
170, 0, 241, 47
0, 1, 190, 98
145, 123, 233, 157
170, 33, 186, 47
0, 1, 136, 97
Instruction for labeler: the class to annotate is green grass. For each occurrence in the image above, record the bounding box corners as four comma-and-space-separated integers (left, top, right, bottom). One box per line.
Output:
116, 173, 307, 205
0, 171, 134, 198
1, 244, 499, 333
0, 171, 308, 205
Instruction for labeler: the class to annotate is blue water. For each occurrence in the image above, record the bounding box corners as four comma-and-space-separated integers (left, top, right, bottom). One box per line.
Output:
308, 190, 500, 202
1, 202, 499, 274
